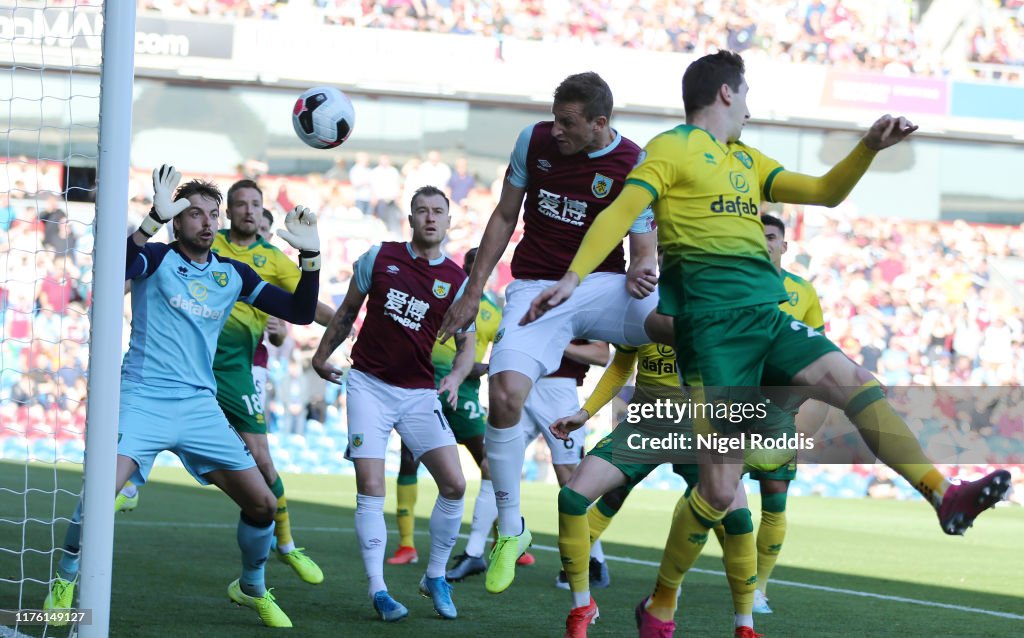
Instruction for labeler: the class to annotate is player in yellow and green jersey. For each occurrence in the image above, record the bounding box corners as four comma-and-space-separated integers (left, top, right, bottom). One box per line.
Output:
748, 214, 830, 615
212, 180, 336, 585
119, 179, 337, 585
384, 248, 508, 581
525, 50, 1011, 636
551, 336, 779, 638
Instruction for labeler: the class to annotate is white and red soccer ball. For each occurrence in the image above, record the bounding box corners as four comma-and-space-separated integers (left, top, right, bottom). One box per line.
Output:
291, 86, 356, 149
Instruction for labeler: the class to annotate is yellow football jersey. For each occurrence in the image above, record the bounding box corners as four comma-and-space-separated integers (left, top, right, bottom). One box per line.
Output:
617, 343, 680, 390
212, 231, 300, 360
625, 125, 788, 314
432, 293, 502, 375
780, 269, 824, 332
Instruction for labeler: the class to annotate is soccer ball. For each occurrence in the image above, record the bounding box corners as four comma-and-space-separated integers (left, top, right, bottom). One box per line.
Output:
291, 86, 355, 149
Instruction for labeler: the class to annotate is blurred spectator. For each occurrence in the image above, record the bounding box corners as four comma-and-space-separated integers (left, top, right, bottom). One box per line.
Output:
348, 152, 373, 215
370, 154, 402, 232
448, 157, 476, 205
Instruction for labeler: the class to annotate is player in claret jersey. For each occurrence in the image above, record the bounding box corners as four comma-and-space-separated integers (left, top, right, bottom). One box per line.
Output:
526, 50, 1012, 636
438, 72, 670, 595
312, 186, 475, 622
387, 247, 502, 572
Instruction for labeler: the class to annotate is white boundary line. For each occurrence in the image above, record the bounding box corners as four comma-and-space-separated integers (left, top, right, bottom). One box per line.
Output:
114, 520, 1024, 622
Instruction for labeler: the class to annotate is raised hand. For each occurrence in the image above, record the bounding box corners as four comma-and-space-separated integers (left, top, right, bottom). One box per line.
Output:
276, 206, 320, 253
138, 164, 191, 239
151, 165, 190, 222
862, 114, 918, 151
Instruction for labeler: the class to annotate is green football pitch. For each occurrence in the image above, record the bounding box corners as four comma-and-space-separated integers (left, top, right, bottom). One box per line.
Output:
1, 461, 1021, 637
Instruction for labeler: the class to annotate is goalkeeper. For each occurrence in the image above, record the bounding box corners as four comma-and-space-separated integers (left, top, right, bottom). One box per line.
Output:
44, 166, 321, 628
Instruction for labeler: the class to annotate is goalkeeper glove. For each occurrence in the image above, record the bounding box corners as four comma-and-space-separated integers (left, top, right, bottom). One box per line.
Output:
139, 164, 190, 238
277, 205, 321, 271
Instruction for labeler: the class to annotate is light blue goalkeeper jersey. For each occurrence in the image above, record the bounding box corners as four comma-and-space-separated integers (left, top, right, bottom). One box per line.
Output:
122, 242, 266, 397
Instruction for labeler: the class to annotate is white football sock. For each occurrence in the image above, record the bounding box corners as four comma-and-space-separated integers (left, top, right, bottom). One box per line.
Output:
355, 493, 387, 596
485, 423, 525, 536
427, 496, 464, 578
465, 479, 497, 558
590, 539, 605, 563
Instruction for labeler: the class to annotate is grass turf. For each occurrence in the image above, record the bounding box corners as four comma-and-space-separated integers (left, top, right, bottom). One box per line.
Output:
0, 461, 1021, 637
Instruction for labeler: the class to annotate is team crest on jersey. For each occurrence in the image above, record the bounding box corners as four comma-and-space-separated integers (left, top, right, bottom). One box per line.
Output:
212, 271, 229, 287
591, 173, 613, 198
253, 255, 267, 267
188, 281, 209, 302
495, 328, 504, 344
789, 291, 799, 306
481, 309, 492, 321
351, 433, 363, 448
735, 150, 753, 169
432, 279, 452, 298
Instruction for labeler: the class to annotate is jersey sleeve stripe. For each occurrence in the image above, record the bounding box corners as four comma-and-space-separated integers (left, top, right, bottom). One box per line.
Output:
763, 166, 785, 202
242, 280, 267, 304
625, 178, 659, 202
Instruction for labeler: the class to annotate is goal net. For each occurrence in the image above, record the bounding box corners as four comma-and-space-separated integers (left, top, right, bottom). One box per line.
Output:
1, 1, 130, 636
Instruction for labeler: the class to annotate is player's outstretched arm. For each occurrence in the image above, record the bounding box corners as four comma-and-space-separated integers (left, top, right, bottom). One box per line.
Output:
770, 115, 918, 208
438, 331, 476, 408
563, 340, 611, 367
249, 206, 322, 325
312, 277, 367, 385
626, 229, 658, 299
438, 180, 525, 342
314, 301, 336, 327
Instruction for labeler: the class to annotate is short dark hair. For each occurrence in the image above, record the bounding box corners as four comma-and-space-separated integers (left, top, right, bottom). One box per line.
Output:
262, 207, 274, 226
463, 247, 478, 273
174, 179, 222, 206
226, 179, 262, 207
761, 213, 785, 235
410, 185, 450, 212
553, 72, 613, 121
682, 50, 746, 116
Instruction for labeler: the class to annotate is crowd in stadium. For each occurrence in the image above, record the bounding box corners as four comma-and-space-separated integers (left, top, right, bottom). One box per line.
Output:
1, 152, 1022, 500
133, 0, 1024, 81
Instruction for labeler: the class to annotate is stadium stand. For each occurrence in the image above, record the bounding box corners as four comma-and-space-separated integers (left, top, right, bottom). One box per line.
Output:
1, 153, 1021, 500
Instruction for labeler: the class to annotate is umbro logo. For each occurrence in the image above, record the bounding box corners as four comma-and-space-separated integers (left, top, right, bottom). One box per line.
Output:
537, 159, 551, 171
176, 266, 188, 277
387, 265, 400, 275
